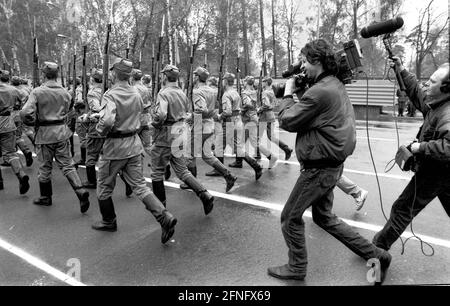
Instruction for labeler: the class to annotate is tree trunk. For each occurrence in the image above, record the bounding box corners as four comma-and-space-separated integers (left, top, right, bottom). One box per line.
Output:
271, 0, 277, 77
241, 0, 249, 76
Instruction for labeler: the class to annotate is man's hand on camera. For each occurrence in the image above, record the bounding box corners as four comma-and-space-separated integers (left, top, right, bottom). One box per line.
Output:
284, 78, 297, 97
406, 141, 420, 154
389, 56, 405, 72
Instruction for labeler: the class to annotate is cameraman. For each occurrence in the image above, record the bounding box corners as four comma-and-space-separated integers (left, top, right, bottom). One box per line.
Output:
373, 59, 450, 251
267, 39, 391, 284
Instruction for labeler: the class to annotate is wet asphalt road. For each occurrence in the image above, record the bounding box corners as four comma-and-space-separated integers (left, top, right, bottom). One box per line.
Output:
1, 120, 449, 286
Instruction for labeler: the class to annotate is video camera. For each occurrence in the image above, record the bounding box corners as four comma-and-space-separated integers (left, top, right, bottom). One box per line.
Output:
273, 39, 363, 99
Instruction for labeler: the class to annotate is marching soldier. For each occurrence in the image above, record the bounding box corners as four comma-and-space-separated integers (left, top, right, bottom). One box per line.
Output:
10, 76, 33, 167
181, 67, 237, 193
20, 62, 90, 213
258, 76, 293, 161
18, 78, 35, 145
92, 58, 177, 244
73, 77, 88, 168
0, 70, 30, 194
80, 69, 133, 197
131, 69, 152, 157
150, 64, 215, 215
215, 73, 263, 180
229, 76, 278, 169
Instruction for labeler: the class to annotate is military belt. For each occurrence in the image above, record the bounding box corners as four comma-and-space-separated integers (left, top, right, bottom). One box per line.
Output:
108, 131, 138, 139
37, 119, 65, 126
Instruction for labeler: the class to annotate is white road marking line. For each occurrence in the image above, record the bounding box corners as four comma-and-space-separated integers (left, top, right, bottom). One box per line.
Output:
0, 237, 86, 286
140, 175, 450, 250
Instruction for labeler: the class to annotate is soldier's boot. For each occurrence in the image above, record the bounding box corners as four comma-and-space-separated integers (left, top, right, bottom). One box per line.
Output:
244, 155, 263, 181
74, 147, 86, 169
180, 165, 197, 190
229, 157, 243, 168
66, 171, 90, 214
182, 176, 214, 216
24, 151, 33, 167
212, 161, 237, 193
119, 173, 133, 197
142, 194, 177, 244
83, 166, 97, 189
164, 165, 172, 180
33, 181, 53, 206
152, 180, 167, 208
10, 159, 30, 195
206, 156, 223, 177
92, 198, 117, 232
0, 168, 4, 190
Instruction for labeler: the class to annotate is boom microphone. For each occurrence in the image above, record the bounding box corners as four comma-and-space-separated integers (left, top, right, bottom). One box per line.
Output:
360, 17, 404, 38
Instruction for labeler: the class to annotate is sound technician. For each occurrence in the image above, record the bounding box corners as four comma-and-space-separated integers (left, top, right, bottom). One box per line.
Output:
373, 58, 450, 251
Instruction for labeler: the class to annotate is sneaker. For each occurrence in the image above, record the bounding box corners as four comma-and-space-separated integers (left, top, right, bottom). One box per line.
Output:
267, 265, 306, 281
354, 189, 368, 211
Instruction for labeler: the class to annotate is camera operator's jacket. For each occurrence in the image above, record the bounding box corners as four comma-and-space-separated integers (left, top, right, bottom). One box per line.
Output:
278, 73, 356, 168
401, 70, 450, 163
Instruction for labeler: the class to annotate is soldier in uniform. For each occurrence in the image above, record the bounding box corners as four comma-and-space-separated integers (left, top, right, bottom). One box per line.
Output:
19, 78, 35, 145
131, 69, 152, 157
215, 73, 263, 180
0, 70, 30, 194
10, 76, 33, 167
258, 77, 293, 161
20, 62, 90, 213
229, 76, 278, 169
92, 58, 177, 244
181, 67, 237, 193
80, 69, 133, 196
73, 77, 88, 168
150, 64, 215, 215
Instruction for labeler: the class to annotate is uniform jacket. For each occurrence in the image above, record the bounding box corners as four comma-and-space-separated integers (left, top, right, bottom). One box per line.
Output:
96, 82, 143, 160
221, 88, 241, 120
241, 88, 259, 123
192, 83, 218, 134
134, 83, 152, 127
20, 81, 72, 144
401, 70, 450, 163
278, 73, 356, 168
151, 83, 189, 147
0, 83, 21, 134
86, 84, 105, 138
259, 88, 276, 122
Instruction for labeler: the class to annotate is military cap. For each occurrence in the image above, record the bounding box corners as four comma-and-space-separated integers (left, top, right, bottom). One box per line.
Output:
262, 76, 273, 85
223, 72, 235, 82
0, 70, 10, 82
41, 62, 59, 74
11, 76, 21, 86
193, 67, 210, 82
132, 69, 143, 80
161, 64, 180, 78
91, 68, 103, 81
110, 58, 133, 75
207, 77, 218, 87
244, 76, 255, 85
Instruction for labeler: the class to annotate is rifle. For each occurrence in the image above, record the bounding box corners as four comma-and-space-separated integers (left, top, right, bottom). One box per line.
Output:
82, 45, 88, 110
60, 54, 65, 87
216, 0, 231, 114
153, 16, 165, 102
257, 61, 263, 108
236, 44, 241, 96
32, 37, 39, 88
151, 44, 155, 98
70, 52, 76, 110
187, 44, 195, 111
103, 1, 114, 94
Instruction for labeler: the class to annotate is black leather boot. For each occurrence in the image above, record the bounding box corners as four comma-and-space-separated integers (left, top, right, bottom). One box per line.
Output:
33, 181, 53, 206
206, 157, 223, 177
182, 176, 214, 215
212, 161, 237, 193
244, 155, 263, 181
92, 198, 117, 232
229, 157, 243, 168
83, 166, 97, 189
284, 148, 293, 161
18, 174, 30, 195
152, 180, 167, 207
180, 166, 197, 190
24, 151, 33, 167
119, 173, 133, 197
142, 194, 177, 244
0, 168, 4, 190
164, 165, 171, 180
74, 147, 86, 169
66, 171, 90, 213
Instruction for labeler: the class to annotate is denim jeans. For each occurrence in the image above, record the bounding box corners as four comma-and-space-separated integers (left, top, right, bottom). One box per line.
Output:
373, 163, 450, 250
281, 165, 382, 273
